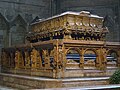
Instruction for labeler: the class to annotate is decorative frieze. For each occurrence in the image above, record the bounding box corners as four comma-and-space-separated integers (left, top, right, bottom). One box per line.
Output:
27, 11, 108, 42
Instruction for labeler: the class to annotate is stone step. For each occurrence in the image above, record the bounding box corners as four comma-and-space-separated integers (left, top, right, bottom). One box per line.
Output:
0, 73, 111, 89
62, 77, 109, 87
45, 84, 120, 90
64, 68, 117, 78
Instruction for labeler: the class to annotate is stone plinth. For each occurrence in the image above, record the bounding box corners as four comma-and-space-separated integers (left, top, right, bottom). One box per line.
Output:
0, 73, 109, 89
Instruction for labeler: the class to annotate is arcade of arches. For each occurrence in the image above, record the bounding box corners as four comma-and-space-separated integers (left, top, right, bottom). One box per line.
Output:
1, 39, 120, 78
1, 10, 120, 78
66, 48, 119, 69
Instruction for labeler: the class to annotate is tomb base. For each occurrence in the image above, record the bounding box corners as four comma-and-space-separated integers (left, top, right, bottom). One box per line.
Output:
0, 73, 110, 89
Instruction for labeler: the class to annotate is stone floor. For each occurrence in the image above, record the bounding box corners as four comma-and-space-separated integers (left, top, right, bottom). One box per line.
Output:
44, 84, 120, 90
0, 84, 120, 90
0, 86, 13, 90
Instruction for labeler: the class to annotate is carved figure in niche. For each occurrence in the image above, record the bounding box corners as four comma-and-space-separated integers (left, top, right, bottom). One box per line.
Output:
49, 50, 54, 67
25, 51, 31, 68
15, 50, 21, 69
100, 48, 107, 66
31, 48, 38, 69
18, 51, 24, 68
6, 52, 11, 67
57, 48, 64, 69
36, 50, 42, 68
43, 50, 50, 67
10, 52, 15, 67
1, 50, 7, 67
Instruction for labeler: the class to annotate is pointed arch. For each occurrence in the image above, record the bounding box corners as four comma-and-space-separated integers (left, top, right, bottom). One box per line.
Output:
0, 13, 9, 48
0, 13, 9, 30
106, 49, 118, 67
65, 48, 81, 64
11, 14, 27, 26
10, 14, 27, 32
65, 47, 81, 56
9, 14, 27, 46
83, 49, 97, 68
84, 48, 98, 56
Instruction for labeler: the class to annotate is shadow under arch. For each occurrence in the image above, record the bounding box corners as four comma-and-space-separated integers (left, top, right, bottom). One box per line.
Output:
107, 49, 118, 67
83, 49, 98, 68
65, 48, 81, 64
39, 49, 45, 67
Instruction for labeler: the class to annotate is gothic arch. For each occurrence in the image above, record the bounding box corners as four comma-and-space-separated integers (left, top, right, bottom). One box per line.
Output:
65, 48, 81, 64
83, 49, 98, 67
84, 48, 98, 56
106, 49, 118, 66
10, 14, 27, 32
0, 13, 9, 48
107, 49, 119, 57
65, 47, 81, 55
0, 13, 9, 30
9, 14, 27, 46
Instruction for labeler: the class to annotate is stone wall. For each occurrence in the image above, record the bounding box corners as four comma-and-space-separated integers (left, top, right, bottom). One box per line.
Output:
0, 0, 51, 21
0, 0, 51, 49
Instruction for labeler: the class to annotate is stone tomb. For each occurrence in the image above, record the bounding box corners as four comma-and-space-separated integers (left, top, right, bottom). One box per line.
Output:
0, 11, 120, 89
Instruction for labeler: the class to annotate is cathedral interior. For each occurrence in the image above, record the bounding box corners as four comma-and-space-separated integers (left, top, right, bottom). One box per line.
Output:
0, 0, 120, 89
0, 0, 120, 50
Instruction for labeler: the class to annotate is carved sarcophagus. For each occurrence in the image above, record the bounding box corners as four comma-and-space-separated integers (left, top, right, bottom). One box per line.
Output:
1, 11, 120, 79
27, 11, 108, 42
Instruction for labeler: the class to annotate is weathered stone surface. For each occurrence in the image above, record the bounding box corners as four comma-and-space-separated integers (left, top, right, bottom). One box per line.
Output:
0, 73, 110, 89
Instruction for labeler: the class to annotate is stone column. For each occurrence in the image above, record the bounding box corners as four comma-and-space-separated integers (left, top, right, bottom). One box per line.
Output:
36, 50, 42, 68
19, 51, 25, 69
80, 48, 84, 68
96, 49, 101, 69
100, 48, 107, 70
117, 50, 120, 67
31, 48, 38, 70
10, 52, 15, 68
25, 50, 31, 69
15, 50, 20, 69
44, 50, 50, 68
53, 40, 62, 78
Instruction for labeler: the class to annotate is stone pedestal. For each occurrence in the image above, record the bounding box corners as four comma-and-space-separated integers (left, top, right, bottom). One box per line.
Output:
0, 73, 110, 89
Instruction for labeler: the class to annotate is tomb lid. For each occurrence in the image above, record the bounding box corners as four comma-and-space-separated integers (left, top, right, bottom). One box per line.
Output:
31, 11, 103, 25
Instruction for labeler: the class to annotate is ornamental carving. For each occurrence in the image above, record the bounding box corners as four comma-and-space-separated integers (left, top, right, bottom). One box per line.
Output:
1, 11, 120, 79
